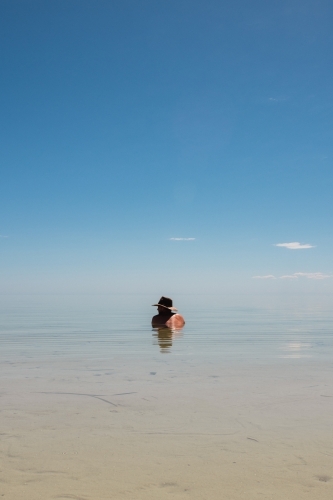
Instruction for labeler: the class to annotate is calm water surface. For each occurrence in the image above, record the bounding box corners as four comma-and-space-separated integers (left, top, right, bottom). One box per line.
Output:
1, 294, 333, 500
1, 294, 332, 362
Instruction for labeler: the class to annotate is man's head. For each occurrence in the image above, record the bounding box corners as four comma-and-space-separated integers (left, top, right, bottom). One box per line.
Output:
157, 305, 170, 314
152, 296, 178, 312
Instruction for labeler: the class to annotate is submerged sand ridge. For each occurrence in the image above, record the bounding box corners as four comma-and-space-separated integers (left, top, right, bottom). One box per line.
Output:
1, 355, 333, 500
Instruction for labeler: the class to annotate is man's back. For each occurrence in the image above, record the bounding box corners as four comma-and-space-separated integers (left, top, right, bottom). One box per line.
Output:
151, 312, 185, 328
151, 296, 185, 328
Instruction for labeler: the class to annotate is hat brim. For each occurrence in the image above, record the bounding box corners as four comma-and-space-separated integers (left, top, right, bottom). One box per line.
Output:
152, 303, 178, 311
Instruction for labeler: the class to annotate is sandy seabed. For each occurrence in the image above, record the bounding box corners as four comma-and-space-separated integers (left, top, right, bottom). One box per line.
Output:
1, 355, 333, 500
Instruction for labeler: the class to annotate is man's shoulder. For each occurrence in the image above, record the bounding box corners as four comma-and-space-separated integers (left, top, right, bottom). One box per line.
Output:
166, 313, 185, 328
151, 314, 168, 326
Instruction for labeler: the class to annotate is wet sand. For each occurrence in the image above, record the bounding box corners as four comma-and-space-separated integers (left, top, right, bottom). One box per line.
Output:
1, 355, 333, 499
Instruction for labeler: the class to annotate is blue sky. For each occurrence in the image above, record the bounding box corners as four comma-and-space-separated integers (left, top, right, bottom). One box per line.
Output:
1, 0, 333, 295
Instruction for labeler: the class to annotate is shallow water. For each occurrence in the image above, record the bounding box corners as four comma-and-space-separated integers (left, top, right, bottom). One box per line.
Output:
1, 294, 333, 499
1, 294, 332, 360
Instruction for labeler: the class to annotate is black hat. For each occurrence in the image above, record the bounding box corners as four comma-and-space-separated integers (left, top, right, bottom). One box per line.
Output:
152, 296, 178, 311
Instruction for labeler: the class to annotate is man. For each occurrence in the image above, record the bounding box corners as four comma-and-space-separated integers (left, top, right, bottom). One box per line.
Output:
151, 296, 185, 328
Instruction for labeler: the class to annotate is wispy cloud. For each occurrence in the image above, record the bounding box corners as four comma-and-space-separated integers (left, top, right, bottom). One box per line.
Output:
253, 272, 332, 280
252, 275, 276, 279
280, 272, 332, 280
0, 235, 9, 238
275, 242, 315, 250
268, 96, 287, 102
294, 272, 332, 280
169, 237, 196, 241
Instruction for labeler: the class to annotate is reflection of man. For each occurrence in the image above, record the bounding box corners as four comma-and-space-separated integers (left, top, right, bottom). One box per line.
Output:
151, 296, 185, 328
153, 326, 184, 352
154, 327, 173, 351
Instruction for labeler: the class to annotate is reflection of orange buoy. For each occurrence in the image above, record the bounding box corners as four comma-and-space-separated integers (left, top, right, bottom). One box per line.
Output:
172, 328, 183, 340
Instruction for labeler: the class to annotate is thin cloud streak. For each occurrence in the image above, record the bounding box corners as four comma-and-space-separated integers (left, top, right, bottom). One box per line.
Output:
252, 275, 276, 279
275, 242, 315, 250
0, 235, 9, 238
294, 272, 332, 280
280, 272, 332, 280
169, 237, 196, 241
253, 272, 332, 280
268, 96, 287, 102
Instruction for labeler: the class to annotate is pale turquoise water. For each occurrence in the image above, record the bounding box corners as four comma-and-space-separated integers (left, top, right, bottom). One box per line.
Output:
1, 294, 332, 362
1, 294, 333, 500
